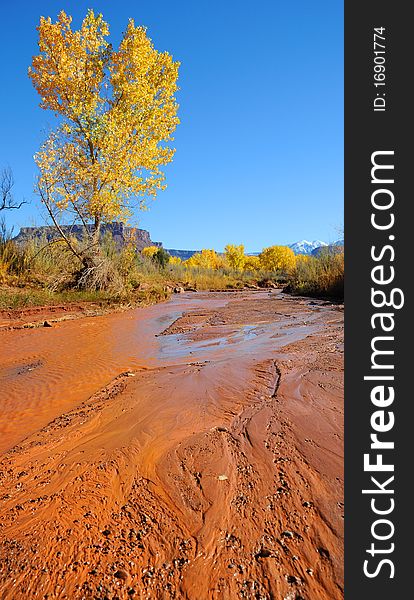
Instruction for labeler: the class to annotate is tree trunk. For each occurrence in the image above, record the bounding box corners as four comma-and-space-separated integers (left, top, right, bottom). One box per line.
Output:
93, 216, 101, 248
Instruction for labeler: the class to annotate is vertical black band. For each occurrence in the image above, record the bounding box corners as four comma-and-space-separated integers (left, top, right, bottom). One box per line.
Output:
345, 1, 411, 596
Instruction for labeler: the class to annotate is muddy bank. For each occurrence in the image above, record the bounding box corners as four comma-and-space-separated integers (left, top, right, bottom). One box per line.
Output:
0, 302, 109, 331
0, 291, 343, 599
0, 291, 168, 331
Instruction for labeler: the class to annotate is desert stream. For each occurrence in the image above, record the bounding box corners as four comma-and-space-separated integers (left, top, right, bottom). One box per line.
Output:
0, 290, 344, 600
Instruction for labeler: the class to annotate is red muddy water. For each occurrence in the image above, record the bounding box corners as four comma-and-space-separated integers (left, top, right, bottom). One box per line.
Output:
0, 290, 344, 599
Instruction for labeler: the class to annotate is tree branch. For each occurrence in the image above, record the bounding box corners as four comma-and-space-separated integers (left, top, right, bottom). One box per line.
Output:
1, 167, 28, 211
37, 178, 84, 262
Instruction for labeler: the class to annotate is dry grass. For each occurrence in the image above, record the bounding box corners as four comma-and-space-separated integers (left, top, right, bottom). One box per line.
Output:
166, 264, 258, 291
1, 226, 343, 309
0, 286, 113, 310
286, 251, 344, 300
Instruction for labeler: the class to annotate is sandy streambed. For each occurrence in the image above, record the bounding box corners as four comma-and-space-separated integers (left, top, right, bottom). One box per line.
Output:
0, 291, 343, 599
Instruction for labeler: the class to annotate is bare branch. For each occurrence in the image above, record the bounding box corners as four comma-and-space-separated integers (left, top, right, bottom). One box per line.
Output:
37, 177, 84, 262
27, 237, 71, 262
1, 167, 28, 211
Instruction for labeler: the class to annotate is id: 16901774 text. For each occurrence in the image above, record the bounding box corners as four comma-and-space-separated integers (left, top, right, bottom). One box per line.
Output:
373, 27, 386, 112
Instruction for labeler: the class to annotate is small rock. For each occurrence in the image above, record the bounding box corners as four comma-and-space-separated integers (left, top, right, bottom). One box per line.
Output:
282, 531, 294, 539
218, 475, 228, 481
174, 286, 185, 294
255, 548, 272, 559
114, 569, 129, 581
43, 321, 53, 327
317, 547, 330, 559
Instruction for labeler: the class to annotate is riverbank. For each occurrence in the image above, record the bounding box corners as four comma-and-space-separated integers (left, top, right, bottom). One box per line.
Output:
0, 290, 343, 599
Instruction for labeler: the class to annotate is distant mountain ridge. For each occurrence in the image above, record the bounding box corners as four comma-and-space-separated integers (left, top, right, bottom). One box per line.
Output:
12, 224, 342, 258
13, 223, 161, 252
167, 239, 344, 259
166, 249, 198, 260
311, 239, 344, 256
288, 240, 328, 255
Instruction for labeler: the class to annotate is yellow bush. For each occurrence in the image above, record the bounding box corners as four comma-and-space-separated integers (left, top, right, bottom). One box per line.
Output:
142, 246, 160, 258
243, 255, 260, 272
259, 245, 296, 273
224, 244, 245, 271
185, 249, 221, 270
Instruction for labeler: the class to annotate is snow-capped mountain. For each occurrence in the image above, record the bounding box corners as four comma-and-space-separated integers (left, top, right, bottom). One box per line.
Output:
288, 240, 328, 255
311, 239, 344, 256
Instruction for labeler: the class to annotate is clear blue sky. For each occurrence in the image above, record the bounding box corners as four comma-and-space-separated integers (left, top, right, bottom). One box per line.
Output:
0, 0, 343, 253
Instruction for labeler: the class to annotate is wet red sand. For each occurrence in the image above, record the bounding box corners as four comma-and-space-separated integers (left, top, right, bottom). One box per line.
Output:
0, 291, 343, 599
0, 302, 112, 331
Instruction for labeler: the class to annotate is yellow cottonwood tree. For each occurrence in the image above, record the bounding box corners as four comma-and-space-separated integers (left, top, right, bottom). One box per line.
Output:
29, 10, 179, 256
243, 255, 260, 272
185, 249, 222, 270
259, 245, 296, 273
224, 244, 245, 271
